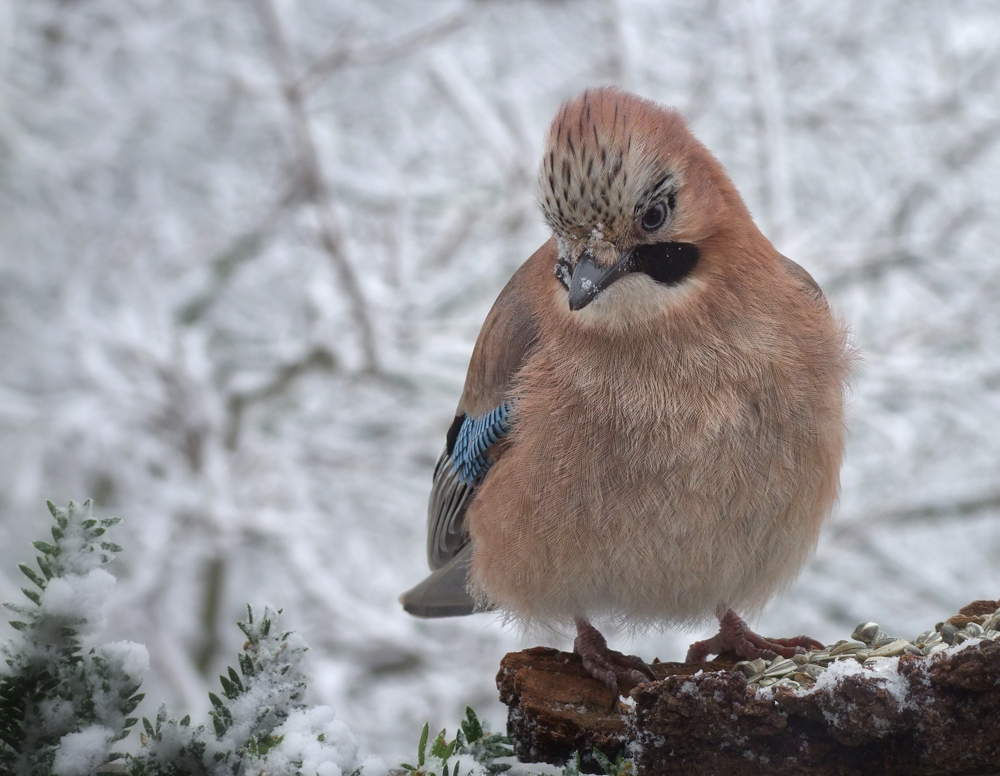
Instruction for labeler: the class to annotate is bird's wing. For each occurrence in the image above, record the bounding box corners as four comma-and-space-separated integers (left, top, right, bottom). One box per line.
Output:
426, 401, 515, 569
401, 241, 551, 617
778, 254, 825, 302
427, 248, 547, 569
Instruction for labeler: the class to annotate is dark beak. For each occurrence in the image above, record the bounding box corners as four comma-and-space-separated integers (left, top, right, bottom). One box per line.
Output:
568, 251, 632, 311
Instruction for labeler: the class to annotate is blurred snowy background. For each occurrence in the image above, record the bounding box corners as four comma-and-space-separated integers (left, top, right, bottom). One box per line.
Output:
1, 0, 999, 762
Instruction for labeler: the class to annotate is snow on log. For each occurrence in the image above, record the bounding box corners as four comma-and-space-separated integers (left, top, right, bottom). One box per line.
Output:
497, 600, 1000, 775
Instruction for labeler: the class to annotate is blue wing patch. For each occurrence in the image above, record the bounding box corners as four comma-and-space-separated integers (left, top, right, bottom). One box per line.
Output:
451, 401, 514, 485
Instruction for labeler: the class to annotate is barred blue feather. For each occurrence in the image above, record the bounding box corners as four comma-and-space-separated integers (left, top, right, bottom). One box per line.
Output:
451, 401, 514, 485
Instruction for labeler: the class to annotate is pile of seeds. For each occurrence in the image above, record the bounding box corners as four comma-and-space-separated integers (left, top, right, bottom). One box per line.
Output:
733, 605, 1000, 691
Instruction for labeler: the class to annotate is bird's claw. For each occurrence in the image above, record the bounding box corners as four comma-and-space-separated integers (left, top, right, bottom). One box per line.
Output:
575, 619, 655, 705
686, 609, 823, 663
763, 634, 824, 653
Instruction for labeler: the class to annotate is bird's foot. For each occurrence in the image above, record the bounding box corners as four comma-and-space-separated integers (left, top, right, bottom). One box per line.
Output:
574, 618, 655, 702
686, 609, 823, 663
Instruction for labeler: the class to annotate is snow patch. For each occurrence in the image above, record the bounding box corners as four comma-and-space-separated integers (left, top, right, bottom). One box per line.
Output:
41, 569, 116, 635
809, 657, 909, 708
811, 658, 869, 693
254, 705, 387, 776
95, 639, 150, 682
865, 657, 910, 707
52, 726, 115, 776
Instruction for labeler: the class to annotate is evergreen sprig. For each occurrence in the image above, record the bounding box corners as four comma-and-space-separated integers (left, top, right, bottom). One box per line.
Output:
0, 500, 143, 774
2, 500, 536, 776
127, 604, 307, 774
401, 707, 515, 776
590, 749, 632, 776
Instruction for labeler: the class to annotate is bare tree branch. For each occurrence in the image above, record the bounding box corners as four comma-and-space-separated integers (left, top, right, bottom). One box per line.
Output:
428, 53, 522, 168
942, 117, 1000, 170
177, 179, 302, 326
832, 491, 1000, 544
600, 0, 627, 84
822, 249, 921, 293
298, 7, 471, 96
253, 0, 380, 373
418, 201, 483, 270
225, 345, 336, 451
741, 0, 793, 243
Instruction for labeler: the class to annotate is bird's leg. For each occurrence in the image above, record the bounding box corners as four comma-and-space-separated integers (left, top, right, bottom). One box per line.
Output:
686, 608, 823, 663
574, 618, 655, 700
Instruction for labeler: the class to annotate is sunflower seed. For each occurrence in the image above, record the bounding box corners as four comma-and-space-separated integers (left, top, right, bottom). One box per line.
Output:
851, 622, 880, 645
734, 661, 758, 678
741, 602, 1000, 692
870, 638, 909, 657
830, 640, 867, 655
763, 658, 797, 677
800, 664, 825, 679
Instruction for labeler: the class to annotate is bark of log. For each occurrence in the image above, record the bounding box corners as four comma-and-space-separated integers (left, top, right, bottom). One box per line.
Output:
497, 636, 1000, 775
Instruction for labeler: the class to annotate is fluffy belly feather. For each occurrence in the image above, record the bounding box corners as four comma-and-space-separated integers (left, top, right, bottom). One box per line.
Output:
467, 351, 842, 630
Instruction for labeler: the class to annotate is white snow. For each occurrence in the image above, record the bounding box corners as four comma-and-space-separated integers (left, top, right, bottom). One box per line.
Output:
810, 658, 870, 694
865, 659, 910, 707
52, 726, 116, 776
39, 698, 76, 735
777, 655, 914, 731
254, 706, 388, 776
41, 570, 116, 635
95, 640, 151, 683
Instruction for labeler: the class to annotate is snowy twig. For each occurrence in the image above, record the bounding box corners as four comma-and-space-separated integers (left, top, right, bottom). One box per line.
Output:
428, 55, 521, 169
740, 0, 793, 243
252, 0, 380, 373
832, 490, 1000, 542
599, 0, 627, 84
298, 8, 471, 96
224, 345, 336, 450
177, 180, 302, 327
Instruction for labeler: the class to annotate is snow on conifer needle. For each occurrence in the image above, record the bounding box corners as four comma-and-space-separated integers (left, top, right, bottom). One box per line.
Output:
0, 500, 147, 776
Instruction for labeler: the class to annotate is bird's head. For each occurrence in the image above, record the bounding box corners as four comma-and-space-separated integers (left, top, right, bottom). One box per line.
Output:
539, 88, 746, 319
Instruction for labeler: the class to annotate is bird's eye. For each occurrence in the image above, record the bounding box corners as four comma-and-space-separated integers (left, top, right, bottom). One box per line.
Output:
640, 202, 668, 232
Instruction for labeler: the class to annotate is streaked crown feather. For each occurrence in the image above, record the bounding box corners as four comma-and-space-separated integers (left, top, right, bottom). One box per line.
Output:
538, 88, 688, 245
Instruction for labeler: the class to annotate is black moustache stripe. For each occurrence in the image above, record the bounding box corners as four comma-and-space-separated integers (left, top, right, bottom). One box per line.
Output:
554, 256, 573, 290
553, 241, 698, 294
630, 241, 699, 286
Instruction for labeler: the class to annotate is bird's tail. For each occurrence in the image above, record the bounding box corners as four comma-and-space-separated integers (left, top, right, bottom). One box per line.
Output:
399, 545, 479, 618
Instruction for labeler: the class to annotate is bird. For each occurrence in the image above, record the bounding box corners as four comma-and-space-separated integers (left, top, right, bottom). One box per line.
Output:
401, 87, 852, 698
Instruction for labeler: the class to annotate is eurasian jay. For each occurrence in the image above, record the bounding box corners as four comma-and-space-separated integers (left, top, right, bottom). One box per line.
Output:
401, 87, 852, 697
